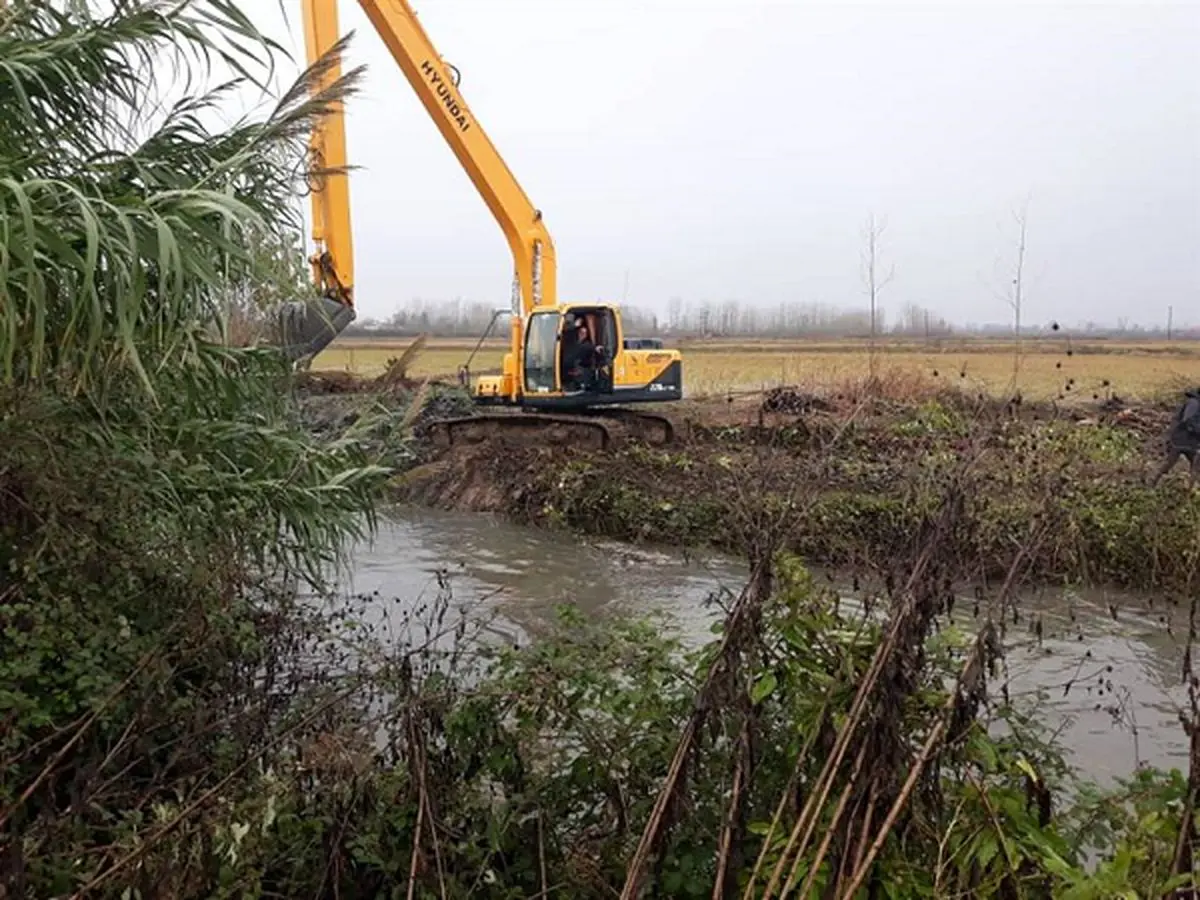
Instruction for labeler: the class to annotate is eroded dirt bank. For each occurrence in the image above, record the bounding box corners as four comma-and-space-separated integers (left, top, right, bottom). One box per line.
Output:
299, 374, 1199, 592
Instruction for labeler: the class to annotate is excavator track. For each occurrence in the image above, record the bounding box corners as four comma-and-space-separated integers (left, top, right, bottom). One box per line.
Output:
427, 407, 679, 452
583, 407, 676, 446
429, 412, 614, 451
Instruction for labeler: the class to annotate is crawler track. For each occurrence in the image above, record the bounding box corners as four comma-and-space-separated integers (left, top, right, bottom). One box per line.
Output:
584, 407, 676, 445
427, 407, 679, 451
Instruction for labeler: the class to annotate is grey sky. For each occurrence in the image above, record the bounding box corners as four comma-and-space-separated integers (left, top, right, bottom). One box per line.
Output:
250, 0, 1198, 328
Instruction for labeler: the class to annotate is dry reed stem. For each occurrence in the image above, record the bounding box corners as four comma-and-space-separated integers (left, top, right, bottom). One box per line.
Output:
67, 678, 368, 899
1169, 732, 1200, 897
849, 780, 880, 877
762, 690, 862, 891
410, 700, 447, 897
838, 718, 948, 899
617, 687, 698, 897
760, 632, 890, 897
791, 740, 871, 897
712, 719, 753, 899
759, 499, 957, 899
838, 608, 1000, 897
619, 560, 772, 900
406, 751, 427, 900
317, 803, 356, 900
759, 463, 984, 899
739, 703, 831, 899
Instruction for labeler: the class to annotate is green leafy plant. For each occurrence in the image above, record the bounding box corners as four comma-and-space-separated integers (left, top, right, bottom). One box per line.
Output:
0, 2, 385, 894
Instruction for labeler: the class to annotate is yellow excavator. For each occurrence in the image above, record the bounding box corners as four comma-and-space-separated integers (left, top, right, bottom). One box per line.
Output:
283, 0, 683, 449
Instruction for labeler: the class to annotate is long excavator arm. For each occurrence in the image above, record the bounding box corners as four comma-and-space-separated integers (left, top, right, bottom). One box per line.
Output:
302, 0, 356, 315
292, 0, 557, 393
350, 0, 557, 316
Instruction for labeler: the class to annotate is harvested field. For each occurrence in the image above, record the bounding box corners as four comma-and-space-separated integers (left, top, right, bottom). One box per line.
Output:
314, 335, 1200, 402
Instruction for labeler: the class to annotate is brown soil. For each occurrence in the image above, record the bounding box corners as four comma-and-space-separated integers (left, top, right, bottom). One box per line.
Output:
295, 368, 458, 396
396, 440, 549, 514
396, 388, 1174, 512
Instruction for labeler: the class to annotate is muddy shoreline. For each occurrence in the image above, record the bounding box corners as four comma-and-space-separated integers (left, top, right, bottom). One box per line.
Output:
298, 375, 1198, 593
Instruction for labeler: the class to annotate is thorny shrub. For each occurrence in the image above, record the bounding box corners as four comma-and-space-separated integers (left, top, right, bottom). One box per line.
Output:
5, 447, 1199, 898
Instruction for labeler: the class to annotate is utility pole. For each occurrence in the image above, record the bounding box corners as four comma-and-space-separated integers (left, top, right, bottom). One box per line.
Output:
1168, 305, 1174, 341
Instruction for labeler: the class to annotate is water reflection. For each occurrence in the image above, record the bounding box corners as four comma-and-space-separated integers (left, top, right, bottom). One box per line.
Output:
341, 506, 1190, 783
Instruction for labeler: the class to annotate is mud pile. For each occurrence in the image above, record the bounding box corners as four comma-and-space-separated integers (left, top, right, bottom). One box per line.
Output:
396, 442, 548, 513
391, 389, 1191, 591
295, 374, 476, 470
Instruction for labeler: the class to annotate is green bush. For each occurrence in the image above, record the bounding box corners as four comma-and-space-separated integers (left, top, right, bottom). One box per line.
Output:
0, 2, 385, 893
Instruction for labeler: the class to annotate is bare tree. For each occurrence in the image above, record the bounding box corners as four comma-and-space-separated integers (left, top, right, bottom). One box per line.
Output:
992, 195, 1032, 390
893, 302, 951, 338
667, 296, 683, 332
860, 213, 895, 381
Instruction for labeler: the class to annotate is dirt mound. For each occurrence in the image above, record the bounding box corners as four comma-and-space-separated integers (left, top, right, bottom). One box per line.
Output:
395, 442, 546, 513
761, 386, 836, 415
297, 381, 478, 475
295, 370, 368, 395
295, 368, 455, 397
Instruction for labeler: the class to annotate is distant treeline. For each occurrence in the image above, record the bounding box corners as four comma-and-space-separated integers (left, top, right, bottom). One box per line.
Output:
346, 297, 1199, 341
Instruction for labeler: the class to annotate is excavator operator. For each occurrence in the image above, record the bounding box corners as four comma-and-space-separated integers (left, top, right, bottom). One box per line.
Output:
562, 322, 598, 391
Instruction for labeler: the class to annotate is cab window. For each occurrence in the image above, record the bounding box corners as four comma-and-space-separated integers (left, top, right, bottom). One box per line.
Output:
523, 312, 559, 392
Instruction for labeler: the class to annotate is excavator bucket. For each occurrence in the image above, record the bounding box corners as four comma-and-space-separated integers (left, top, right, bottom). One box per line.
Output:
274, 296, 356, 361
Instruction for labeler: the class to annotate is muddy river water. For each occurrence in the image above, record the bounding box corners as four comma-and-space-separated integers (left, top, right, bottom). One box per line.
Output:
342, 506, 1192, 786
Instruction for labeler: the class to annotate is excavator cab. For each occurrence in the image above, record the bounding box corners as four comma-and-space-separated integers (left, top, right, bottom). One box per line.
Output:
522, 305, 617, 400
513, 303, 680, 412
559, 307, 616, 395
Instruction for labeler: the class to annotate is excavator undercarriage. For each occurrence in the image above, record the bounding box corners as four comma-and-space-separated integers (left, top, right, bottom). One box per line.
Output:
428, 406, 677, 452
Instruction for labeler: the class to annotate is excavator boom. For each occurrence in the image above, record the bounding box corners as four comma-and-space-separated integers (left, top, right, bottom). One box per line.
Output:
353, 0, 556, 315
297, 0, 559, 398
302, 0, 355, 308
273, 0, 359, 362
293, 0, 684, 426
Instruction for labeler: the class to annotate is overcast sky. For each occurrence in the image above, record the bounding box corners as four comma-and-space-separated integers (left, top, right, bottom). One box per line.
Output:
245, 0, 1198, 328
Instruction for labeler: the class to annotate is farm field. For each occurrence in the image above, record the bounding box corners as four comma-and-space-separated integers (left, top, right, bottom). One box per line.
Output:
313, 335, 1200, 401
